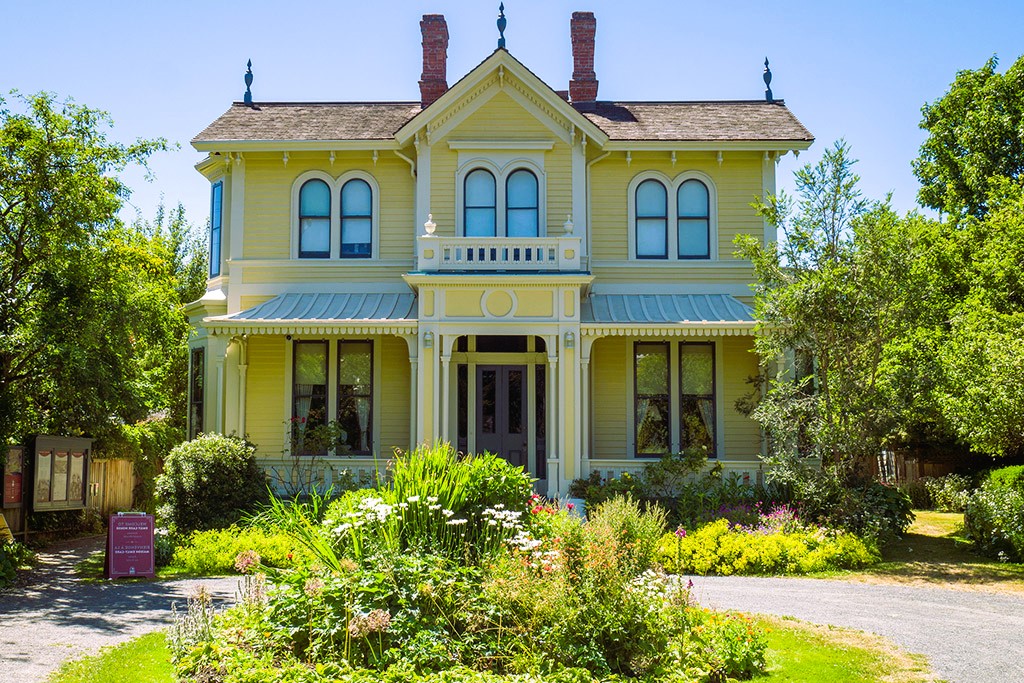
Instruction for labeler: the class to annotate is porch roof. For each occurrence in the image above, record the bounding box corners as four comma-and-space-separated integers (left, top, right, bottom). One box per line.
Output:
203, 292, 417, 335
580, 293, 757, 336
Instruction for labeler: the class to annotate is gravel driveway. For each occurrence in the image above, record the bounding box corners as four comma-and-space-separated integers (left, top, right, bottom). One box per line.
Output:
0, 537, 238, 682
692, 575, 1024, 683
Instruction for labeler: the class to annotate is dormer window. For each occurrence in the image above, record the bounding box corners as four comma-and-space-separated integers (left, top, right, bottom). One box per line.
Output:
299, 179, 331, 258
506, 169, 539, 237
340, 179, 372, 258
464, 169, 497, 236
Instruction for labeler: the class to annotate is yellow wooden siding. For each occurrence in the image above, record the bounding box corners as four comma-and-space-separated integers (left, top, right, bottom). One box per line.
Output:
239, 295, 275, 311
590, 336, 629, 459
589, 263, 756, 285
379, 335, 411, 455
589, 152, 763, 270
546, 143, 572, 233
240, 264, 412, 284
721, 336, 761, 459
430, 148, 457, 236
240, 153, 414, 262
245, 335, 286, 458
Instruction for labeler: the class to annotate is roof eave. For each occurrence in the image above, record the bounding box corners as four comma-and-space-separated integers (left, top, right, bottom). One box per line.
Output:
602, 139, 814, 152
192, 139, 402, 152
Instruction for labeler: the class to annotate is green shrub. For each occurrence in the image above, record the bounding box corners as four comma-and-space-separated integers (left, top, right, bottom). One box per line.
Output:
964, 478, 1024, 562
0, 540, 34, 587
985, 465, 1024, 492
170, 525, 309, 574
585, 495, 667, 575
898, 479, 932, 509
657, 519, 879, 575
155, 433, 269, 532
923, 474, 973, 512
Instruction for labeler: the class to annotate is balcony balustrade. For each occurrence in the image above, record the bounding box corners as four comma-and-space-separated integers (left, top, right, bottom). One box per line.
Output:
417, 234, 582, 272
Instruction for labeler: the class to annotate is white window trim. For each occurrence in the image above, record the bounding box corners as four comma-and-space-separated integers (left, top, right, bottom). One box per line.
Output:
627, 170, 719, 260
285, 335, 382, 458
626, 339, 721, 459
290, 170, 381, 260
454, 155, 547, 237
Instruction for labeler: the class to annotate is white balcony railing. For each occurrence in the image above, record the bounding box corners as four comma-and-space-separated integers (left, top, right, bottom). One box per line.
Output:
417, 235, 582, 272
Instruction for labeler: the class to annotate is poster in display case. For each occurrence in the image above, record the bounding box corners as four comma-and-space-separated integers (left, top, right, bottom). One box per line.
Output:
32, 436, 92, 511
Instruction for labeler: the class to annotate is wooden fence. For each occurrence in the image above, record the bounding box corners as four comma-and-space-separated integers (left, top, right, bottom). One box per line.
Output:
88, 459, 135, 514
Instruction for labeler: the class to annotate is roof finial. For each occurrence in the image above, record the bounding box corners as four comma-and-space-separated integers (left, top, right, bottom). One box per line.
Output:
763, 57, 773, 103
244, 59, 254, 106
497, 3, 507, 49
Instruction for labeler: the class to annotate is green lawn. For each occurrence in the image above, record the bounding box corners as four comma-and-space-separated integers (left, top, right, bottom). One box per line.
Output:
45, 619, 939, 683
73, 551, 201, 583
47, 632, 174, 683
830, 511, 1024, 594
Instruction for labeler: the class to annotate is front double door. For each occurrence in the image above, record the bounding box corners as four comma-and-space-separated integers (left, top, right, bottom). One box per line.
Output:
475, 365, 527, 469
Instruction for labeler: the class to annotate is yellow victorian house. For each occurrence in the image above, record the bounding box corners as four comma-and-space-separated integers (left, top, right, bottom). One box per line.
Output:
186, 11, 813, 497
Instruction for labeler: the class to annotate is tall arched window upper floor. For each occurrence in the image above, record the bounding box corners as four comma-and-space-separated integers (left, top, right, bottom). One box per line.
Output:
455, 159, 545, 238
290, 170, 380, 259
627, 171, 718, 260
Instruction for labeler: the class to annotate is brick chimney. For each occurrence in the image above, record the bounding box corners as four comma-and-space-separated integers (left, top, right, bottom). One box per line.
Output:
569, 12, 598, 103
419, 14, 449, 108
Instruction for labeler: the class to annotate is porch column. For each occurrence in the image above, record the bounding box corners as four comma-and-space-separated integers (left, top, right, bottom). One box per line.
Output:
208, 334, 229, 434
400, 333, 420, 451
417, 326, 438, 444
545, 336, 558, 496
580, 353, 590, 475
237, 335, 248, 437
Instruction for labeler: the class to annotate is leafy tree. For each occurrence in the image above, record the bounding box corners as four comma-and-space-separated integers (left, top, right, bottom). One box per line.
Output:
914, 54, 1024, 219
737, 141, 940, 470
0, 91, 168, 446
934, 180, 1024, 457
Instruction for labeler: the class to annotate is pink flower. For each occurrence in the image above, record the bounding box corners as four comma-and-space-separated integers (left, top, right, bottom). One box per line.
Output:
566, 502, 575, 511
675, 527, 687, 539
687, 579, 694, 590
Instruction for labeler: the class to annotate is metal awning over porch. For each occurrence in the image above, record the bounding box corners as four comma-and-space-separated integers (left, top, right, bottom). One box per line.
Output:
580, 293, 756, 336
203, 292, 417, 335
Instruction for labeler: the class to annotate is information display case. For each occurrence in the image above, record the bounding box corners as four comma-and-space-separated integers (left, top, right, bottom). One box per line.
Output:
32, 436, 92, 512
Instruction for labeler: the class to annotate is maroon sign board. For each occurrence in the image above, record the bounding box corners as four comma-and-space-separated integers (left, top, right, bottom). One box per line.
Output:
106, 513, 155, 579
3, 446, 24, 508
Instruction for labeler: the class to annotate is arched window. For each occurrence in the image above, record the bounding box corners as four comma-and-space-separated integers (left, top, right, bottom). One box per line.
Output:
340, 179, 372, 258
464, 169, 497, 237
636, 179, 668, 258
506, 169, 538, 237
298, 179, 331, 258
677, 179, 710, 258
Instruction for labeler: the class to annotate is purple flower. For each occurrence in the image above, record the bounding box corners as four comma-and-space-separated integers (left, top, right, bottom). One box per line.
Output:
675, 527, 687, 539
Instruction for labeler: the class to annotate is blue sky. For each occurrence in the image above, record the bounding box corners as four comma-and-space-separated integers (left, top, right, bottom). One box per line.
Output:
4, 1, 1023, 228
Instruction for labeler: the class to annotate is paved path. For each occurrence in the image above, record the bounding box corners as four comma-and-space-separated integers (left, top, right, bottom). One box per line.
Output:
0, 537, 238, 682
692, 575, 1024, 683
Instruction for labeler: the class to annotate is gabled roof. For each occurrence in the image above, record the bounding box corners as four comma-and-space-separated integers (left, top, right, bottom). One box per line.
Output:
393, 48, 608, 146
575, 101, 812, 143
192, 51, 813, 149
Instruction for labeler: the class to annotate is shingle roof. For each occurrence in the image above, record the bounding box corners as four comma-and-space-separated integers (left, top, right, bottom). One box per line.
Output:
581, 294, 755, 325
192, 102, 422, 143
193, 100, 811, 145
574, 101, 813, 142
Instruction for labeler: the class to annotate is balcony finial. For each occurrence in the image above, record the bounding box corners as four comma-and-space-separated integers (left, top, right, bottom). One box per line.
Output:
563, 214, 574, 234
424, 213, 437, 235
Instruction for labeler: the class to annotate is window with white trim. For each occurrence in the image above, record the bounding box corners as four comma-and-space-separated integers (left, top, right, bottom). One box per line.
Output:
628, 171, 717, 260
291, 171, 379, 259
456, 161, 544, 237
633, 340, 718, 458
299, 179, 331, 258
209, 181, 223, 276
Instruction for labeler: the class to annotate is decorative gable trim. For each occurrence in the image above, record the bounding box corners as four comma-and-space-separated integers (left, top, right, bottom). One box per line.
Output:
395, 50, 607, 147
